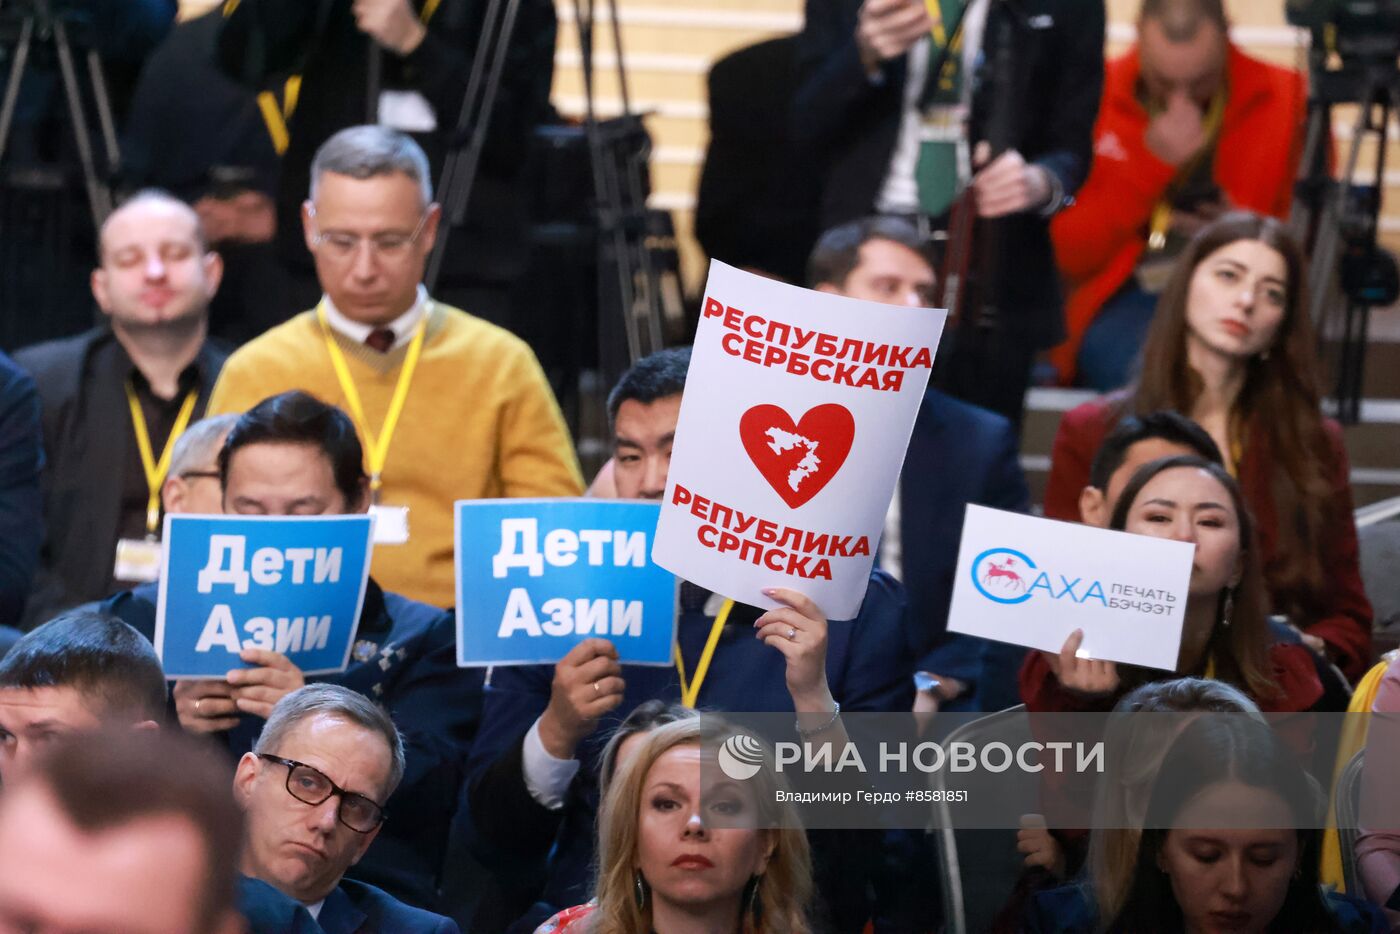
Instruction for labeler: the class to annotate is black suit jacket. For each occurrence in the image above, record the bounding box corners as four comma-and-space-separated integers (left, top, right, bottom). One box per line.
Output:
898, 390, 1027, 655
109, 579, 481, 912
897, 390, 1031, 711
695, 36, 823, 285
14, 329, 226, 627
792, 0, 1105, 346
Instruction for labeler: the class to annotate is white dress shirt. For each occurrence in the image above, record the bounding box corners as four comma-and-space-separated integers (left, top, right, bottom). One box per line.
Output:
321, 285, 429, 352
521, 716, 582, 810
875, 0, 991, 215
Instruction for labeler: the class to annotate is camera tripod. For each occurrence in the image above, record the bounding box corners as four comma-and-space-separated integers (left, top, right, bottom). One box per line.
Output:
0, 0, 120, 230
1290, 50, 1400, 424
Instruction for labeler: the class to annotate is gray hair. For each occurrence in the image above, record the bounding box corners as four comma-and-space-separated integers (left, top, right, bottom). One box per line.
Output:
308, 126, 433, 206
169, 413, 240, 479
253, 684, 406, 798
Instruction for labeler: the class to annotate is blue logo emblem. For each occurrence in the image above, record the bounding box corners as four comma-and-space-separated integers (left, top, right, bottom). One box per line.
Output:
971, 547, 1038, 605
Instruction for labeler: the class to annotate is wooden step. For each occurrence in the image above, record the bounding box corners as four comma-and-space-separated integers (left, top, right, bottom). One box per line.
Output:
1019, 387, 1400, 509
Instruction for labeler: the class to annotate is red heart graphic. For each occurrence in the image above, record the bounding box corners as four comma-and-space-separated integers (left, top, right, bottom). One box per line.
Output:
739, 404, 856, 509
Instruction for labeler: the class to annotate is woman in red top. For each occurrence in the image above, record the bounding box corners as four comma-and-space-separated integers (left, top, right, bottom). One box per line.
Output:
1042, 212, 1372, 680
1023, 455, 1331, 713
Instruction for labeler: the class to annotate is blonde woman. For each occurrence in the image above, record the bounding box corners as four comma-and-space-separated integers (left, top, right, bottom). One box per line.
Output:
537, 718, 812, 933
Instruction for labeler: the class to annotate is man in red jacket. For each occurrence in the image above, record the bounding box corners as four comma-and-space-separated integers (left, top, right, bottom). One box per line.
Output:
1048, 0, 1307, 389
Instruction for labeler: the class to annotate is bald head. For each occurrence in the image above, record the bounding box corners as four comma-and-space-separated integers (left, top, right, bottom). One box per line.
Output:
99, 190, 207, 260
1137, 0, 1228, 105
1139, 0, 1227, 39
91, 190, 221, 332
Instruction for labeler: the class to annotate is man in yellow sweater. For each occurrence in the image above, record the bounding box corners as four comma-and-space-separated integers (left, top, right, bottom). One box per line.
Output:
207, 126, 582, 608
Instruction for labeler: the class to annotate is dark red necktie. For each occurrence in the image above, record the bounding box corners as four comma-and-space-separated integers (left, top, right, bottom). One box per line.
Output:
364, 328, 395, 353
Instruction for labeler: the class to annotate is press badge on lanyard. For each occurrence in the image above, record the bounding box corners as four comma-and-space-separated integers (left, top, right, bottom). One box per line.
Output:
114, 537, 164, 583
370, 504, 411, 546
115, 381, 199, 582
316, 302, 428, 547
377, 0, 443, 133
919, 104, 967, 144
378, 91, 437, 133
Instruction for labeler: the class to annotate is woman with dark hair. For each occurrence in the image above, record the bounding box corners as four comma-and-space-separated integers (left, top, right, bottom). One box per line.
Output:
1022, 456, 1333, 714
1030, 714, 1385, 932
1041, 212, 1372, 681
1003, 679, 1261, 931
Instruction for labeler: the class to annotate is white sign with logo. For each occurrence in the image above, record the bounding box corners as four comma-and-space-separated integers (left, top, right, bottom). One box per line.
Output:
947, 505, 1195, 670
651, 261, 945, 620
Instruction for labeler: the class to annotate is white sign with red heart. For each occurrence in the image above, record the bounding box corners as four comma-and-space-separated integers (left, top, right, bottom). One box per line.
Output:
651, 261, 946, 620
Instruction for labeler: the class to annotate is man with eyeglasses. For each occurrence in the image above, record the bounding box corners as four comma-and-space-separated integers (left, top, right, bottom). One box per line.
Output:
104, 391, 480, 914
206, 125, 582, 612
236, 683, 459, 932
16, 190, 228, 627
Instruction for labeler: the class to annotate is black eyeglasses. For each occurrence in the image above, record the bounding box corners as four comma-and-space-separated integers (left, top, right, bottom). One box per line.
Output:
257, 754, 387, 833
180, 469, 221, 481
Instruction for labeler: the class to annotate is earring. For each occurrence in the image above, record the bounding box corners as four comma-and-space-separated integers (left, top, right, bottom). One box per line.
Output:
634, 871, 648, 910
1261, 349, 1271, 362
1222, 587, 1235, 628
744, 874, 763, 926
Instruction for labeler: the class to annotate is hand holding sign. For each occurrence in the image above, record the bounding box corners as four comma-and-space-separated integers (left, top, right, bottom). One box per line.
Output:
752, 587, 833, 711
156, 515, 374, 678
537, 638, 625, 759
947, 506, 1194, 670
1041, 629, 1120, 697
457, 500, 677, 667
652, 262, 945, 619
173, 679, 240, 734
227, 648, 308, 719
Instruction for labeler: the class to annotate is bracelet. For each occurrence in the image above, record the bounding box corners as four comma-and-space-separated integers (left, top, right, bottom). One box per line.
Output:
1037, 168, 1067, 218
795, 701, 841, 738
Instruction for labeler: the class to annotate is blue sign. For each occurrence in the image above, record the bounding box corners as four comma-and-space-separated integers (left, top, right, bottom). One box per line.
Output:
155, 514, 374, 678
456, 499, 678, 666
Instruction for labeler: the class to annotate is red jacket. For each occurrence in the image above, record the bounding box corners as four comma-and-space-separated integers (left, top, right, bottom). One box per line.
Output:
1047, 45, 1307, 383
1043, 398, 1373, 681
1019, 641, 1326, 713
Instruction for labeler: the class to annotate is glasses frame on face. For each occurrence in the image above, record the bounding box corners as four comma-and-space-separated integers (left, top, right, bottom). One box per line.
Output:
304, 203, 429, 261
256, 754, 388, 833
179, 469, 221, 482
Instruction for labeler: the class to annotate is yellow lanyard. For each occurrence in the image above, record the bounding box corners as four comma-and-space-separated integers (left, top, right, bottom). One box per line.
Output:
675, 599, 734, 709
1147, 89, 1227, 251
236, 0, 443, 152
923, 0, 962, 93
316, 302, 429, 498
257, 76, 302, 156
125, 381, 199, 536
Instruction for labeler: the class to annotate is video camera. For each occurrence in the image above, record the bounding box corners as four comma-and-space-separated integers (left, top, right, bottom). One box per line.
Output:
1285, 0, 1400, 63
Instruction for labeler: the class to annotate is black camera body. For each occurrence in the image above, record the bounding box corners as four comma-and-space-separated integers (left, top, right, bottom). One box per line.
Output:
1286, 0, 1400, 62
